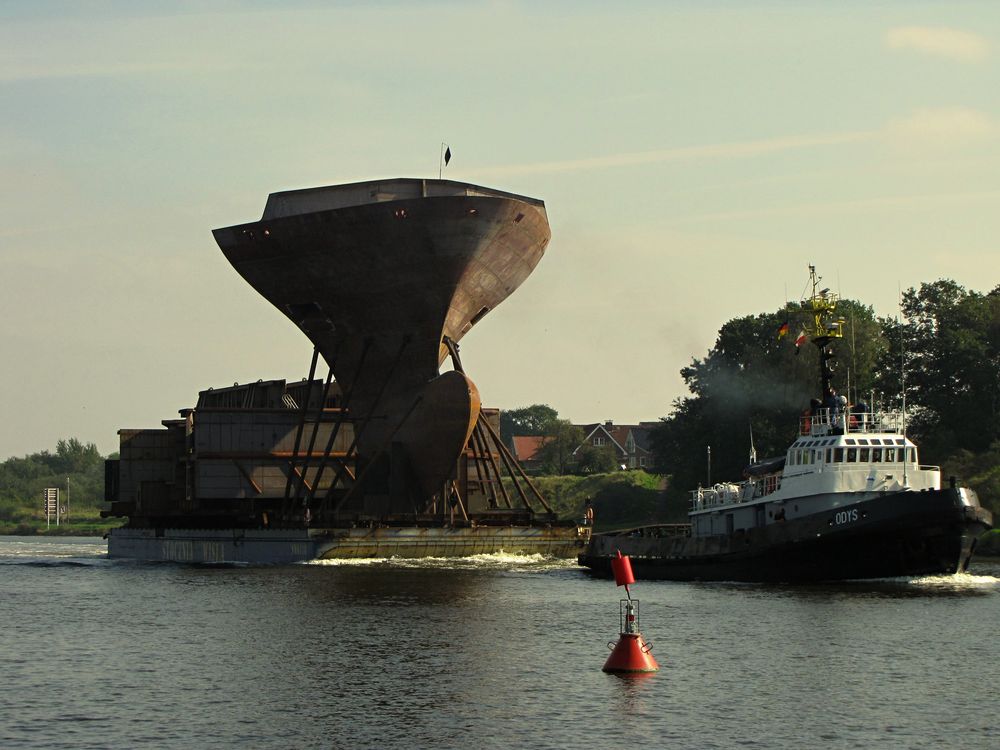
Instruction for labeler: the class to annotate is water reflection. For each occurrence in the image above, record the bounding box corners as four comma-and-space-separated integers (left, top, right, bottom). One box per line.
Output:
606, 668, 657, 715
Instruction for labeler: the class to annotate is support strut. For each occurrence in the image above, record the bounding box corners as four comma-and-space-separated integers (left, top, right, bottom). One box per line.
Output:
443, 335, 552, 514
282, 347, 319, 501
303, 339, 371, 507
319, 335, 413, 516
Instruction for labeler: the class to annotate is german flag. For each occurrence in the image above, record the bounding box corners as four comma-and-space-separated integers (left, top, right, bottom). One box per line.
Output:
777, 321, 790, 340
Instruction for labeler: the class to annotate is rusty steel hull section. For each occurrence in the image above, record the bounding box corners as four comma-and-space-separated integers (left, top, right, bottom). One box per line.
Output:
212, 180, 550, 500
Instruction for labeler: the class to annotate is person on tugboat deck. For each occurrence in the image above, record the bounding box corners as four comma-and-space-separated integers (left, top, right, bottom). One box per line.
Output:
823, 389, 841, 416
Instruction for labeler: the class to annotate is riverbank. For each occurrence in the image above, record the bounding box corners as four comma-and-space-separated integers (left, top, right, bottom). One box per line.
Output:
0, 520, 122, 537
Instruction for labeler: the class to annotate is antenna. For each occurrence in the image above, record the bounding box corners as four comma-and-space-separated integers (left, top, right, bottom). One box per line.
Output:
899, 284, 907, 437
899, 285, 910, 485
749, 422, 757, 464
849, 310, 856, 405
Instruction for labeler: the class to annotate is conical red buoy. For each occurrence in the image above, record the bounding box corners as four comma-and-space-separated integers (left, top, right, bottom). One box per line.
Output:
601, 551, 658, 674
603, 598, 659, 674
604, 634, 659, 673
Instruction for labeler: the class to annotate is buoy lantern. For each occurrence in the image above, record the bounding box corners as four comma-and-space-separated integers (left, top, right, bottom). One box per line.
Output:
602, 551, 659, 674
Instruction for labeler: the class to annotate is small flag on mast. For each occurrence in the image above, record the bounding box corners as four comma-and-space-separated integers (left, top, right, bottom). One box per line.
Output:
794, 328, 808, 354
777, 321, 789, 340
439, 143, 452, 179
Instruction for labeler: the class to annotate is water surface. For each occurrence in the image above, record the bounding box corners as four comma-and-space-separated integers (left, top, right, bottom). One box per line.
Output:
2, 537, 997, 749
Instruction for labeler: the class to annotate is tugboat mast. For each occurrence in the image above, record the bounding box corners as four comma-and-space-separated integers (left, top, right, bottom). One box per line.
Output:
800, 265, 845, 398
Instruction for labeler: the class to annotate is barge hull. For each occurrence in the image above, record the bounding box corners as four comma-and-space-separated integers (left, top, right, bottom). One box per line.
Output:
108, 525, 588, 564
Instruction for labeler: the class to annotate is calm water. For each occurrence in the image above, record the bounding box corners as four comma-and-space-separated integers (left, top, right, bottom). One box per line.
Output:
2, 537, 998, 750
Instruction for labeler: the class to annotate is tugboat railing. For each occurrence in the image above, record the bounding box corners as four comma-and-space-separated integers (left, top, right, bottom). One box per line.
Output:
800, 409, 906, 437
690, 481, 761, 511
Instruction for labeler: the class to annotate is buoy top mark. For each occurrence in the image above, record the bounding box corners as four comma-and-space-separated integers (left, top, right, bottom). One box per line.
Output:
611, 549, 635, 589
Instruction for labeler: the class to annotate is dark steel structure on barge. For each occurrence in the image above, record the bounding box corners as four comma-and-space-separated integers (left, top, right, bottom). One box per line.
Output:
104, 179, 587, 562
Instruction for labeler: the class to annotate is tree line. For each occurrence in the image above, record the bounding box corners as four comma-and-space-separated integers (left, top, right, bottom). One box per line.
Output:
0, 439, 112, 527
648, 278, 1000, 515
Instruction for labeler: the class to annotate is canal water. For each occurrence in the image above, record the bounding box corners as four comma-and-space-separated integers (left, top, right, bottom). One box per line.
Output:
2, 536, 998, 749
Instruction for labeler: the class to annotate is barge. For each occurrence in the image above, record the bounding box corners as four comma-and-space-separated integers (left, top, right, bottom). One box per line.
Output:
104, 179, 588, 562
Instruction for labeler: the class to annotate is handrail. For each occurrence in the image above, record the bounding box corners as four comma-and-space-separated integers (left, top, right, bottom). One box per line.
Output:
800, 408, 907, 436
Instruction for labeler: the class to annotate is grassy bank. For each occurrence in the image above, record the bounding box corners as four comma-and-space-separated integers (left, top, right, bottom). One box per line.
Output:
0, 504, 122, 536
0, 520, 122, 536
524, 470, 678, 531
1, 439, 117, 536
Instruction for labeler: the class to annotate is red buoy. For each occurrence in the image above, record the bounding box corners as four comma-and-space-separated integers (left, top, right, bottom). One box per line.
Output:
603, 598, 659, 674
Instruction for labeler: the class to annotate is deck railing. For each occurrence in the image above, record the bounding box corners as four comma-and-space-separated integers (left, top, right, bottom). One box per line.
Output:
800, 409, 906, 437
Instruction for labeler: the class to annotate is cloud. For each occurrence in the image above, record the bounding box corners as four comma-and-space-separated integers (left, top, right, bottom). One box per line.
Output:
884, 107, 996, 148
886, 26, 989, 63
663, 189, 1000, 226
473, 106, 995, 180
477, 131, 877, 178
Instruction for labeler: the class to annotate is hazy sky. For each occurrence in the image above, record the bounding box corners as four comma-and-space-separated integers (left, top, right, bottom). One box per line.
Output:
2, 1, 998, 459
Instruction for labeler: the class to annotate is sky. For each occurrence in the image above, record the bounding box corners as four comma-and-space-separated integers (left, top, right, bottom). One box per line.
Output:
2, 0, 999, 459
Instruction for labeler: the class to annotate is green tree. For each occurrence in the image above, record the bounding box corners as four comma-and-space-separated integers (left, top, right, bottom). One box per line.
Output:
878, 280, 1000, 459
576, 443, 619, 474
0, 439, 112, 530
55, 438, 103, 474
500, 404, 559, 441
651, 300, 886, 493
535, 420, 585, 475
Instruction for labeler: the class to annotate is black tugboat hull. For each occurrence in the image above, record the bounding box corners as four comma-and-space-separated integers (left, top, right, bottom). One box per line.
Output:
579, 488, 992, 583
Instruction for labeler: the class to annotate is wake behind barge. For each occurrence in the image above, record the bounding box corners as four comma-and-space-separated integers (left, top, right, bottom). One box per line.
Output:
104, 179, 587, 562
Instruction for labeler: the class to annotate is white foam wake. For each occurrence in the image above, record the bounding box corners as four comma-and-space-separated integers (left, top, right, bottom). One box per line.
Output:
304, 550, 574, 571
0, 538, 106, 560
907, 571, 1000, 588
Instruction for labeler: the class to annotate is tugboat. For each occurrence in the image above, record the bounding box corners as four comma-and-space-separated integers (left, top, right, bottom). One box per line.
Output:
579, 268, 993, 582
